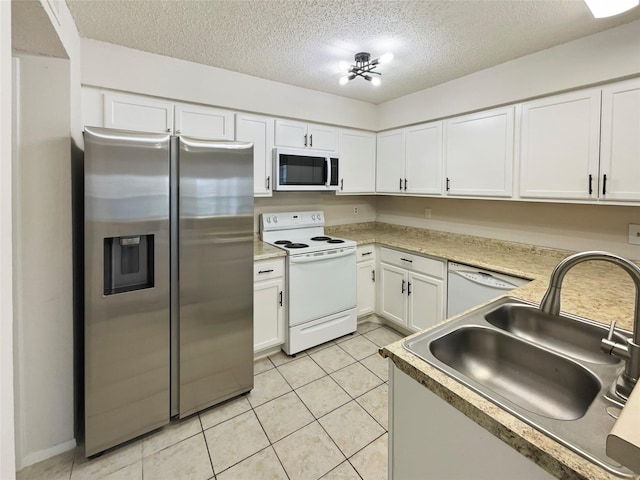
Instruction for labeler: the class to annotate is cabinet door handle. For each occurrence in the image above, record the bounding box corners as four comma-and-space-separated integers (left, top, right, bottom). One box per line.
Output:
401, 279, 406, 294
279, 291, 283, 306
340, 178, 344, 191
399, 178, 403, 190
408, 281, 412, 296
166, 128, 172, 133
258, 269, 274, 274
400, 257, 413, 263
446, 177, 450, 192
304, 133, 308, 147
175, 129, 182, 135
309, 134, 313, 147
372, 270, 375, 282
266, 175, 270, 190
602, 174, 607, 195
588, 174, 593, 195
404, 178, 407, 191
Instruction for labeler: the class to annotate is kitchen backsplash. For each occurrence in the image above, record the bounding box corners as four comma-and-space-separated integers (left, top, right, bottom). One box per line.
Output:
256, 194, 640, 261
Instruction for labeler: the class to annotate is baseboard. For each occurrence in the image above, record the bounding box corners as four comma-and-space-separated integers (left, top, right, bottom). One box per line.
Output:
18, 438, 76, 471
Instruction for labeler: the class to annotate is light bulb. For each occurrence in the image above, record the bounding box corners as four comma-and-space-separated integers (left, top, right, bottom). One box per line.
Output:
338, 61, 351, 71
371, 77, 381, 87
584, 0, 638, 17
339, 75, 350, 86
379, 52, 394, 64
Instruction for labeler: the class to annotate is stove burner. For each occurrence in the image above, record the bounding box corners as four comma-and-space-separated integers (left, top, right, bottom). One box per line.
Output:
327, 239, 345, 244
311, 236, 332, 241
274, 240, 292, 245
284, 243, 309, 249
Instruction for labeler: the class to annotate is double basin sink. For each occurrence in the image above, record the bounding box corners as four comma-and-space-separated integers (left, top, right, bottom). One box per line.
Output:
404, 296, 634, 477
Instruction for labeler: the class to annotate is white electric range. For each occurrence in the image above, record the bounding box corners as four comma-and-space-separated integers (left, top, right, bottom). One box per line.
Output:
260, 211, 357, 355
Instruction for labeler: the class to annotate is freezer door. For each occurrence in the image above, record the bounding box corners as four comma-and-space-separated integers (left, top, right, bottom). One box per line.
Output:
176, 137, 254, 417
84, 127, 171, 456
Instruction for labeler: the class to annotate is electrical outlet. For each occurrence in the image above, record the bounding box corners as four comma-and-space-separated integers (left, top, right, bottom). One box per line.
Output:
424, 208, 431, 219
629, 224, 640, 245
354, 207, 359, 215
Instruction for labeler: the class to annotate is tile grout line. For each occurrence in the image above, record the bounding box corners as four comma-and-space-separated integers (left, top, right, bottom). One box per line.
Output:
197, 413, 217, 479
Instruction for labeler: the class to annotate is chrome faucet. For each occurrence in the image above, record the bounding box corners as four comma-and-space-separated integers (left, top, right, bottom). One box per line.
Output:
540, 251, 640, 401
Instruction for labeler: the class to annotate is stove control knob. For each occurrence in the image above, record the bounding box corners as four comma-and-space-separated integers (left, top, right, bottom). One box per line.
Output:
317, 214, 323, 221
266, 217, 271, 223
311, 214, 316, 220
273, 216, 278, 223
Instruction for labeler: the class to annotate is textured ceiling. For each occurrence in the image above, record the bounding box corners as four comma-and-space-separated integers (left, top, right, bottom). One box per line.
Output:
66, 0, 640, 104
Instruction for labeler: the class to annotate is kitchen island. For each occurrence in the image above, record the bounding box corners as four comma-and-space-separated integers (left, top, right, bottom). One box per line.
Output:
325, 222, 639, 479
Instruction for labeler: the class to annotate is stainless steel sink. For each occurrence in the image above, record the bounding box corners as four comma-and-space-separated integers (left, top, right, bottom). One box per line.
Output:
404, 296, 633, 477
485, 303, 627, 365
429, 326, 600, 421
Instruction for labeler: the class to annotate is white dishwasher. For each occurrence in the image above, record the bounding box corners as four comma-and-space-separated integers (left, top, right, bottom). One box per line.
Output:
447, 262, 530, 317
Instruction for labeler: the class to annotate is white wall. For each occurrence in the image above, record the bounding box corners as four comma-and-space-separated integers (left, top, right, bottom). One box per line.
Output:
0, 1, 16, 478
13, 53, 74, 468
80, 39, 377, 131
255, 193, 376, 233
377, 19, 640, 130
376, 196, 640, 261
10, 0, 82, 472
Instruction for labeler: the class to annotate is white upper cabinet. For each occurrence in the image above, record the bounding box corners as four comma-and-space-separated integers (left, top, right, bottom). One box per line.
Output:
519, 89, 601, 200
103, 92, 235, 140
338, 129, 376, 194
174, 103, 234, 140
376, 123, 443, 195
600, 78, 640, 202
274, 119, 337, 151
235, 113, 275, 197
376, 129, 406, 193
405, 122, 443, 195
104, 92, 173, 134
444, 106, 514, 198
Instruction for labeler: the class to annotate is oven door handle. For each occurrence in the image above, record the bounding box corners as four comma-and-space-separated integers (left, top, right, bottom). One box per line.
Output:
289, 249, 355, 264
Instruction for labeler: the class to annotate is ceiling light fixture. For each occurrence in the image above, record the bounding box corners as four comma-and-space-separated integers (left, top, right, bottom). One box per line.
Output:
583, 0, 639, 17
338, 52, 393, 87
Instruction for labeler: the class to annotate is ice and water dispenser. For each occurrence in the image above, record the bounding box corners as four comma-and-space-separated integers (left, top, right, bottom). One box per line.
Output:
103, 234, 154, 295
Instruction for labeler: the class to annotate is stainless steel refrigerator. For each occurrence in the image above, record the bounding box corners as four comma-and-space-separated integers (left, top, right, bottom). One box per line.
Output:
83, 127, 253, 456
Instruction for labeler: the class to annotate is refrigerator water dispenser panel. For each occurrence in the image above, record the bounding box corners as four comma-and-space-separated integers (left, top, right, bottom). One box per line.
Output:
103, 234, 154, 295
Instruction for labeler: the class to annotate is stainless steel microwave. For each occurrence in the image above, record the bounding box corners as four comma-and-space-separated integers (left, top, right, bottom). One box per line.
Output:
273, 147, 340, 191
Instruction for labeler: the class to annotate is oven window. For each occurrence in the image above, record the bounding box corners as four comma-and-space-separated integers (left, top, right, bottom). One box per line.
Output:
279, 155, 326, 185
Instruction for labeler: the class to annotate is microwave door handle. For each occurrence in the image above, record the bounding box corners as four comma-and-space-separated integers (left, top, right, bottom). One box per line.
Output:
325, 158, 331, 188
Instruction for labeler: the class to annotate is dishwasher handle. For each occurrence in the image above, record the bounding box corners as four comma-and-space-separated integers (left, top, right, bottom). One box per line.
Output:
449, 269, 520, 290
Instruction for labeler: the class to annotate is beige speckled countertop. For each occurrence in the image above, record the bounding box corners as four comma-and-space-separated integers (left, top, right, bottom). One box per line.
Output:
324, 222, 640, 480
254, 237, 286, 261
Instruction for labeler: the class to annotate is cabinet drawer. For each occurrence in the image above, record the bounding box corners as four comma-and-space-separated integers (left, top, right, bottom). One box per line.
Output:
356, 244, 376, 263
380, 248, 444, 278
254, 259, 284, 281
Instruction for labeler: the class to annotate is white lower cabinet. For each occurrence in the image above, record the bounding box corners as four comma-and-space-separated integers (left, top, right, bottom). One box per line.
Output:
253, 258, 285, 353
378, 248, 445, 333
356, 245, 376, 317
390, 363, 554, 479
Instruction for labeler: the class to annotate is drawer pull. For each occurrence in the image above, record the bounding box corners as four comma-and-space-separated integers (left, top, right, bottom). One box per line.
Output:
258, 269, 274, 274
400, 257, 413, 263
361, 251, 373, 256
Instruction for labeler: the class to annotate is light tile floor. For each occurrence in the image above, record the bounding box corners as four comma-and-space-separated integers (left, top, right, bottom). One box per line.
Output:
17, 322, 402, 480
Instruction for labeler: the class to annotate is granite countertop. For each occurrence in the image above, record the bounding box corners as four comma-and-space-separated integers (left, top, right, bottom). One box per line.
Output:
254, 237, 286, 261
325, 222, 640, 480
